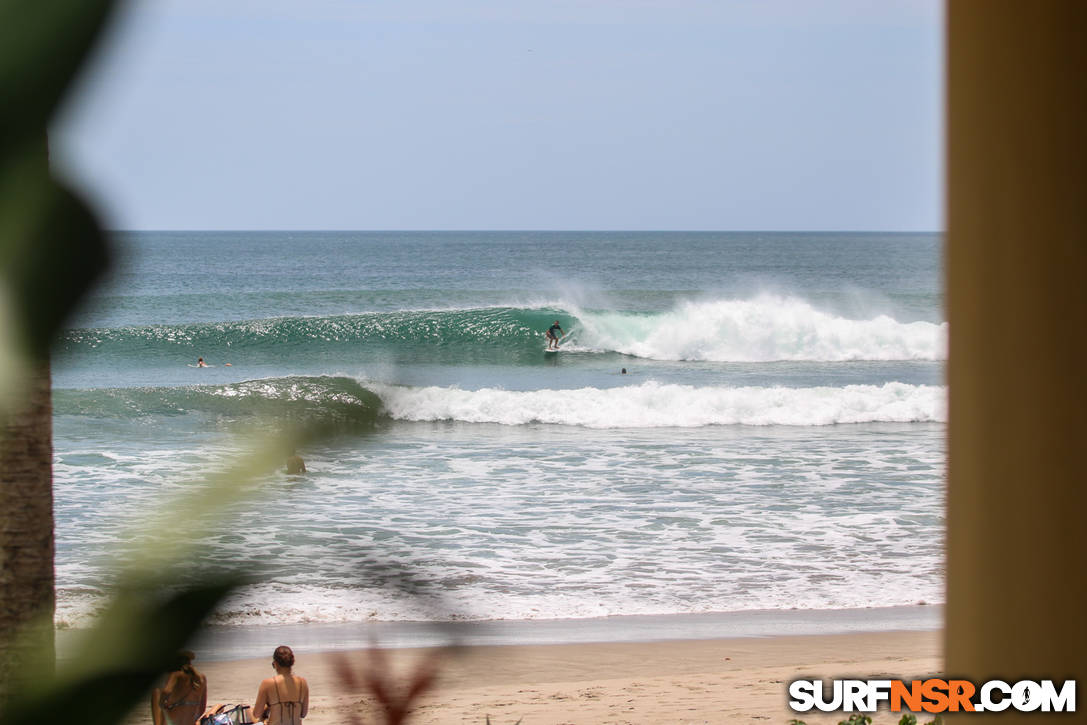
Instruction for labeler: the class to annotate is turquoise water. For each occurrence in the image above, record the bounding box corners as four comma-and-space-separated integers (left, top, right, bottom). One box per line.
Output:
53, 231, 946, 627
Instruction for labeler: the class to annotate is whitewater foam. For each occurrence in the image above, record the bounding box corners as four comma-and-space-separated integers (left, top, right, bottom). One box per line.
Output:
55, 417, 947, 629
371, 380, 946, 428
568, 295, 946, 362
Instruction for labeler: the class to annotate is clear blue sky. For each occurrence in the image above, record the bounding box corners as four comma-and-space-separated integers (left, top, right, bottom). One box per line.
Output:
52, 0, 943, 231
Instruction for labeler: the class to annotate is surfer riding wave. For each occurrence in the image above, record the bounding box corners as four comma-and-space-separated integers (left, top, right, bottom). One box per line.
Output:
545, 320, 564, 350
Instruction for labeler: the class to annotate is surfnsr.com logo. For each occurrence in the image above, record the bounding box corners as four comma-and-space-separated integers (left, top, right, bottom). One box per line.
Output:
788, 678, 1076, 714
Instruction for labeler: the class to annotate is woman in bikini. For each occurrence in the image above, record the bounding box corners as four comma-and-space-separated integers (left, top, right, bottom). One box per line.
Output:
159, 651, 207, 725
252, 645, 309, 724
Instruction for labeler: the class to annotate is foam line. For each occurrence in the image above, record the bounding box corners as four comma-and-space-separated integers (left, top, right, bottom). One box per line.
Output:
372, 380, 946, 428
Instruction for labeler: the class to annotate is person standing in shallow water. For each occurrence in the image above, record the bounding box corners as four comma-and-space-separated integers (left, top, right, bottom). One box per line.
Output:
253, 645, 309, 725
159, 651, 207, 725
285, 450, 306, 475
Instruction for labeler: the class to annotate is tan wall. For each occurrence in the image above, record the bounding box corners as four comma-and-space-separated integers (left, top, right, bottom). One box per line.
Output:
946, 0, 1086, 717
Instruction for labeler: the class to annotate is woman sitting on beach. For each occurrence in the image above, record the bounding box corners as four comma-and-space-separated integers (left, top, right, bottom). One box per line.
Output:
159, 650, 207, 725
253, 645, 309, 724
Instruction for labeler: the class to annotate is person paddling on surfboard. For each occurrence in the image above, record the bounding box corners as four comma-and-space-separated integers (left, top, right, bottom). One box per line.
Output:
545, 320, 564, 349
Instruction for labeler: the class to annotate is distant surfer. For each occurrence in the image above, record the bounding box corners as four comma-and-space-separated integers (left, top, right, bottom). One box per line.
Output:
196, 357, 207, 368
545, 320, 564, 349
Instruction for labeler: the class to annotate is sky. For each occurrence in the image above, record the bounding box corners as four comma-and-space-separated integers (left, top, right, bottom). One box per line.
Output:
52, 0, 943, 231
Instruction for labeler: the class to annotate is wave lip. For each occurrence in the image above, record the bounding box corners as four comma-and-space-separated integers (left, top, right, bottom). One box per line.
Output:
372, 380, 947, 429
571, 296, 947, 362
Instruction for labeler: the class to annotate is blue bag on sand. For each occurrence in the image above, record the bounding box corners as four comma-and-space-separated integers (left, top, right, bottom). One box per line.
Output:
199, 704, 255, 725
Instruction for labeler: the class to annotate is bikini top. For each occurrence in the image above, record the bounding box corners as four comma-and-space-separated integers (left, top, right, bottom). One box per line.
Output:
162, 680, 202, 710
268, 676, 303, 725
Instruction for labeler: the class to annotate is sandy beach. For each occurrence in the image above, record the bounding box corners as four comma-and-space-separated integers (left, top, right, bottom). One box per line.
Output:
181, 629, 940, 725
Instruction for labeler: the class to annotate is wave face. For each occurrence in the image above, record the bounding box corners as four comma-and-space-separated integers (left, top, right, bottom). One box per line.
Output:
58, 296, 946, 364
60, 307, 556, 352
55, 376, 381, 429
373, 380, 946, 428
568, 296, 946, 362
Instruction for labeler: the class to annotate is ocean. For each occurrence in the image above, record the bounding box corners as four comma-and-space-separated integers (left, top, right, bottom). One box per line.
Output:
52, 231, 946, 636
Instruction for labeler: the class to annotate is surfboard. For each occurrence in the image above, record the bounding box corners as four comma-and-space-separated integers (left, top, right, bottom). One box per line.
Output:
186, 364, 214, 368
545, 330, 570, 352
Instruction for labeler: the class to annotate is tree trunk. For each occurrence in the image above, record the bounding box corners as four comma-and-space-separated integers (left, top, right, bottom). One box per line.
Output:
0, 361, 55, 712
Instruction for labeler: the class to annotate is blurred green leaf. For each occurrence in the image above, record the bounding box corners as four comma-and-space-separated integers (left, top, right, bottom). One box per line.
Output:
0, 0, 119, 159
0, 141, 109, 360
3, 578, 240, 725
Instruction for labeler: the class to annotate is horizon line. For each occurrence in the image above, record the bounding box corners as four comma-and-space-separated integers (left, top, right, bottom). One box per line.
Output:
106, 228, 945, 234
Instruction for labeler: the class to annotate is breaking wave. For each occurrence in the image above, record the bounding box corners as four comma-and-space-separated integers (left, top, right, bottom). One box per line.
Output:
55, 376, 945, 429
54, 376, 381, 430
58, 296, 946, 364
372, 380, 946, 428
567, 296, 945, 362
